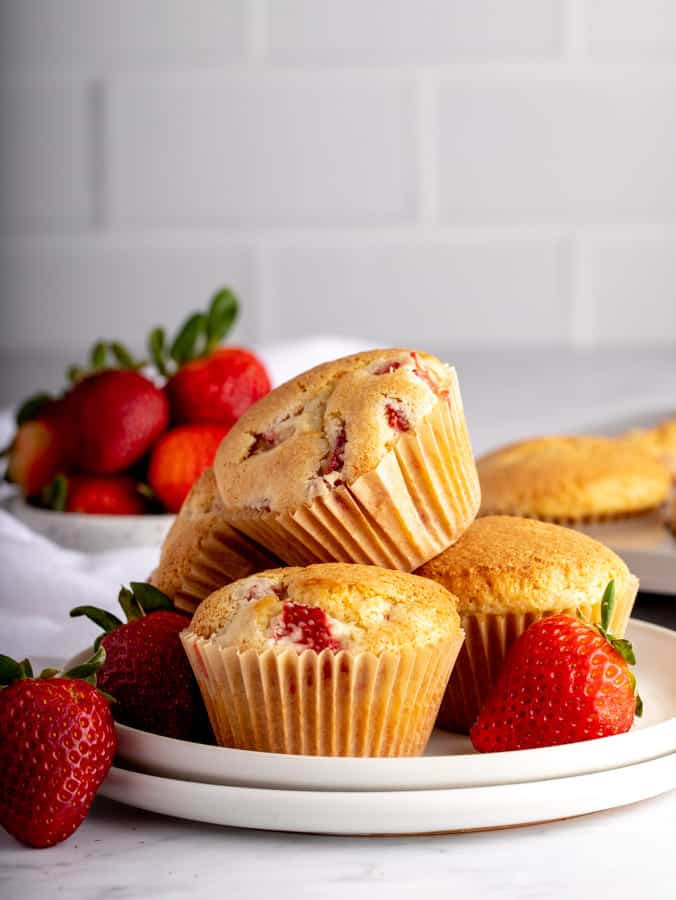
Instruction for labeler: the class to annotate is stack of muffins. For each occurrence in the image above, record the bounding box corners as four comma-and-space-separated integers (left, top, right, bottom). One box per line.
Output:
153, 348, 650, 757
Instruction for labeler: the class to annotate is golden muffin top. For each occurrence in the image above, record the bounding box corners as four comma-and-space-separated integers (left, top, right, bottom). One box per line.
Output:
188, 563, 462, 654
622, 417, 676, 480
213, 349, 453, 513
477, 435, 670, 520
416, 515, 638, 615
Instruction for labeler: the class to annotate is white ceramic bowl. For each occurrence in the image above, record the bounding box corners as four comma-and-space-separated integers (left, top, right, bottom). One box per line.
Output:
4, 493, 174, 551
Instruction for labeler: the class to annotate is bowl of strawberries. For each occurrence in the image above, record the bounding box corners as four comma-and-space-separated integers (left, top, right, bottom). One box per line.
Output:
2, 288, 271, 551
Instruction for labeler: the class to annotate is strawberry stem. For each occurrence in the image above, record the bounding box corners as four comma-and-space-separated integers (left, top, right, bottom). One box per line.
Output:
600, 580, 616, 632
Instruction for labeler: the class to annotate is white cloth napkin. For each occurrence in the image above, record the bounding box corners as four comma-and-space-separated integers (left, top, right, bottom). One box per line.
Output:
0, 337, 373, 663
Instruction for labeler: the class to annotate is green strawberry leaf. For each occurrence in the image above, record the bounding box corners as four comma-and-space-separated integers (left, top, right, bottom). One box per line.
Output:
205, 287, 239, 352
70, 605, 123, 633
90, 340, 108, 370
66, 364, 86, 384
129, 581, 174, 614
0, 654, 30, 686
635, 693, 644, 717
42, 473, 69, 511
64, 645, 106, 680
118, 585, 144, 622
38, 667, 61, 679
170, 313, 207, 366
148, 326, 169, 377
600, 580, 616, 632
110, 341, 142, 370
16, 392, 53, 426
609, 637, 636, 666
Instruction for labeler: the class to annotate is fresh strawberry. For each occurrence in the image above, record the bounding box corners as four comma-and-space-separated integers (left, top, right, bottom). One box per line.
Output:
271, 601, 342, 652
71, 583, 210, 741
0, 650, 116, 848
148, 424, 229, 513
6, 394, 76, 497
166, 347, 271, 427
7, 418, 68, 497
68, 369, 169, 474
43, 473, 147, 515
470, 582, 641, 753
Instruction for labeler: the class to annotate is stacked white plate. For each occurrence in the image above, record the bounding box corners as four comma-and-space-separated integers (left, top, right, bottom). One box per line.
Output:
100, 619, 676, 835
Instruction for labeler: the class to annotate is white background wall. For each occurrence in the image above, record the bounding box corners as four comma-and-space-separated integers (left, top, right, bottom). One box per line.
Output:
2, 0, 676, 359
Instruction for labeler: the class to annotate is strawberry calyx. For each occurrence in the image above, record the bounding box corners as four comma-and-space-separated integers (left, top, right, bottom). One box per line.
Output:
70, 582, 177, 650
66, 340, 146, 385
148, 287, 239, 376
578, 580, 642, 717
0, 646, 112, 699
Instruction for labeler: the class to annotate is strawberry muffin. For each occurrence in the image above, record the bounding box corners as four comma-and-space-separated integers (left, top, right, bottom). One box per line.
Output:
417, 515, 639, 733
478, 435, 670, 522
622, 417, 676, 481
181, 563, 465, 756
212, 349, 480, 570
151, 468, 280, 614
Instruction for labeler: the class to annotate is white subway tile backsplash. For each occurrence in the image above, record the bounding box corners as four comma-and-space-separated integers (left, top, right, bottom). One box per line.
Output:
439, 77, 676, 224
590, 239, 676, 344
586, 1, 676, 59
0, 79, 89, 232
0, 1, 246, 67
260, 240, 567, 345
266, 0, 563, 63
107, 73, 417, 226
0, 240, 255, 353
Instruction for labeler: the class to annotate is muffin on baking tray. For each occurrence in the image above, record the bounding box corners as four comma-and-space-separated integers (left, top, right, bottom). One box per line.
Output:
477, 435, 670, 523
151, 468, 280, 615
212, 349, 480, 571
416, 515, 639, 733
181, 563, 465, 757
622, 417, 676, 481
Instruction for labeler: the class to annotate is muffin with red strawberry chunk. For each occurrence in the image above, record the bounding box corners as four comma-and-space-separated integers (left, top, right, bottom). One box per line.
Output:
416, 515, 639, 734
212, 349, 480, 571
151, 468, 281, 614
182, 563, 464, 756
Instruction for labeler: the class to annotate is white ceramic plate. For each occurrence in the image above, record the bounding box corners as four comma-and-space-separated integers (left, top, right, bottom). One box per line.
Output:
114, 620, 676, 792
100, 753, 676, 835
3, 493, 174, 551
577, 513, 676, 595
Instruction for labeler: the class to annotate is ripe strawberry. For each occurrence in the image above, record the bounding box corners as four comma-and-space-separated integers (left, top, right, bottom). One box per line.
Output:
166, 347, 271, 427
271, 601, 342, 652
43, 473, 147, 515
6, 394, 76, 497
470, 582, 641, 753
68, 369, 169, 474
71, 582, 210, 741
148, 424, 229, 513
0, 650, 116, 848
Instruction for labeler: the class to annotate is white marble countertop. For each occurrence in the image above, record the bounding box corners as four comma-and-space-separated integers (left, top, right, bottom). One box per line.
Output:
1, 345, 676, 898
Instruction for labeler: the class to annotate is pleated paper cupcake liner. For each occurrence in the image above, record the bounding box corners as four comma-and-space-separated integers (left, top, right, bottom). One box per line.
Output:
182, 632, 464, 757
437, 575, 638, 734
172, 523, 282, 615
226, 372, 481, 572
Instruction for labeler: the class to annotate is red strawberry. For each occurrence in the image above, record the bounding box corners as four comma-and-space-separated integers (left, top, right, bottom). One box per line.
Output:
44, 474, 147, 515
71, 583, 210, 741
470, 582, 641, 753
0, 650, 116, 848
68, 369, 169, 474
166, 346, 271, 427
271, 601, 342, 652
6, 394, 76, 497
148, 424, 229, 513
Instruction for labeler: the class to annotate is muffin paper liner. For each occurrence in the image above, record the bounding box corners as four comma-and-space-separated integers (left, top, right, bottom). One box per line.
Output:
181, 632, 464, 757
172, 524, 282, 615
226, 373, 481, 571
437, 575, 638, 734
